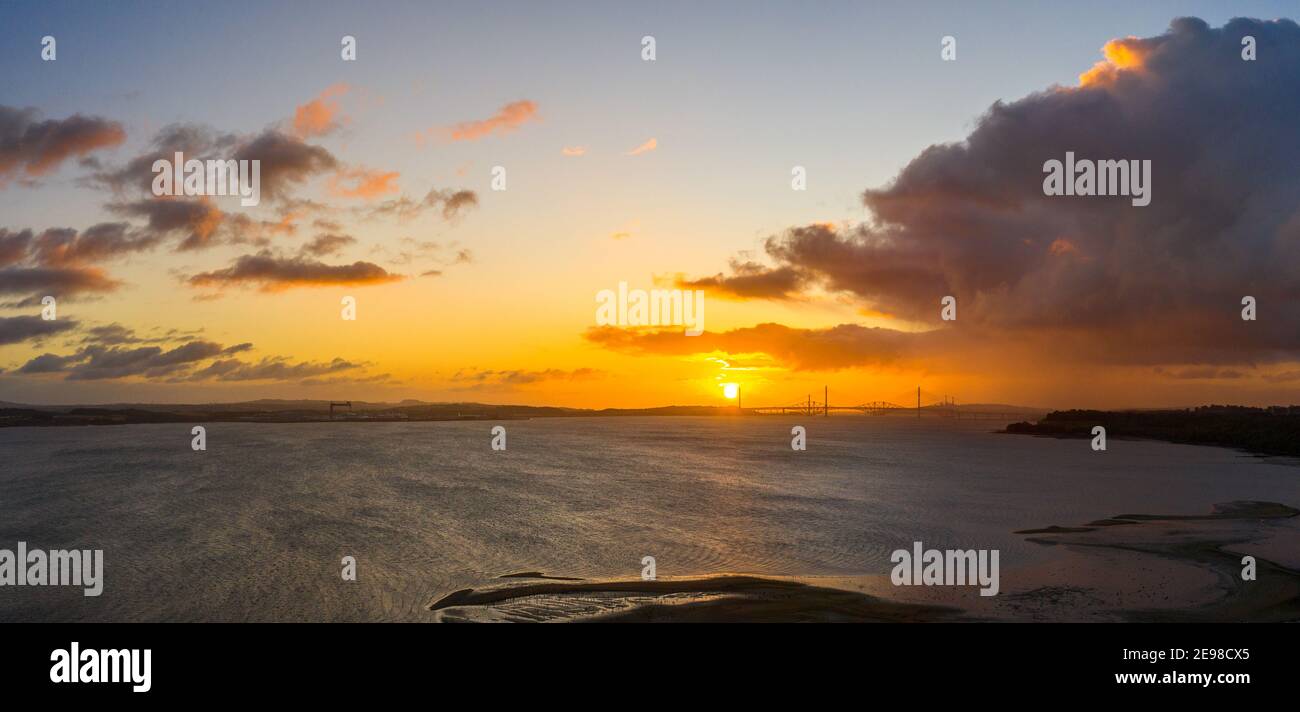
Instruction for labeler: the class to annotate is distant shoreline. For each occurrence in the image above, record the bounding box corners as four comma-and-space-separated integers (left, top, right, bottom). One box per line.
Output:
0, 400, 1044, 428
1004, 407, 1300, 458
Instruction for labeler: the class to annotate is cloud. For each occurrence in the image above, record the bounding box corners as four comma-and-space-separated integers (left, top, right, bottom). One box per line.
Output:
221, 212, 299, 244
300, 232, 356, 257
676, 260, 807, 300
450, 367, 605, 387
78, 122, 347, 255
327, 167, 399, 200
376, 239, 473, 273
292, 84, 349, 139
16, 353, 80, 374
9, 325, 374, 385
0, 265, 121, 305
1079, 36, 1155, 86
0, 315, 79, 346
233, 130, 339, 202
187, 251, 402, 291
91, 125, 337, 204
81, 119, 463, 262
685, 18, 1300, 369
29, 222, 160, 265
0, 106, 125, 184
1155, 366, 1247, 380
1263, 370, 1300, 384
86, 123, 238, 194
297, 373, 395, 387
74, 323, 205, 347
106, 198, 301, 251
444, 100, 539, 141
365, 187, 477, 221
185, 356, 364, 382
0, 229, 33, 266
626, 138, 657, 156
562, 146, 587, 157
79, 323, 141, 345
585, 323, 921, 372
19, 340, 229, 380
0, 222, 159, 305
439, 190, 478, 220
109, 198, 225, 251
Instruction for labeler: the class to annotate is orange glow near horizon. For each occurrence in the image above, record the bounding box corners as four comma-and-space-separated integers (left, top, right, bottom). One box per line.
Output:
5, 15, 1300, 413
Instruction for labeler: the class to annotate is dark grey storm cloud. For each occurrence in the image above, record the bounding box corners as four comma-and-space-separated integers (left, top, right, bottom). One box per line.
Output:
684, 18, 1300, 367
0, 315, 79, 346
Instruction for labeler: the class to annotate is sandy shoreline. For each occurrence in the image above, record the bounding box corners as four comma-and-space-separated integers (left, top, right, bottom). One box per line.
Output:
427, 501, 1300, 622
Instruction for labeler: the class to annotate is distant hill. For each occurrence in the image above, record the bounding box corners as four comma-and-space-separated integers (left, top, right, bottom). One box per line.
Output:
0, 397, 1057, 428
0, 399, 760, 426
1005, 405, 1300, 457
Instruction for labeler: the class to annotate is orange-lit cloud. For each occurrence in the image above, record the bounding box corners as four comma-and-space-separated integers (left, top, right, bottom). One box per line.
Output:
267, 210, 299, 236
445, 100, 539, 141
586, 323, 922, 372
110, 197, 225, 251
28, 223, 159, 266
1048, 238, 1084, 258
0, 224, 153, 308
562, 146, 587, 156
677, 260, 807, 300
450, 367, 605, 388
187, 252, 403, 292
292, 84, 350, 139
0, 106, 125, 183
328, 167, 400, 199
1078, 37, 1150, 86
0, 265, 120, 307
626, 138, 657, 156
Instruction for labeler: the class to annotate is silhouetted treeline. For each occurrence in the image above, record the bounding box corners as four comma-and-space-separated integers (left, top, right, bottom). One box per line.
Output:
1006, 406, 1300, 456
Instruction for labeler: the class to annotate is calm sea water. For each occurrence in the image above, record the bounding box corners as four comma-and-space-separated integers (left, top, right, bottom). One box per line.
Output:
1, 416, 1296, 621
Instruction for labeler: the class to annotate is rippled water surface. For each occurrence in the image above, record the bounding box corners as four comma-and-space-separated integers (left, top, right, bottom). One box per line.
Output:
1, 416, 1296, 621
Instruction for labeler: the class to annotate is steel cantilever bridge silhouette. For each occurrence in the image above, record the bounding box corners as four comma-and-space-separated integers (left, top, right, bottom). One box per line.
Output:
748, 388, 1029, 420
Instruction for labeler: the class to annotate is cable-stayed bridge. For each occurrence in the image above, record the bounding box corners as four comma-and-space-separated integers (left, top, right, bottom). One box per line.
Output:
748, 388, 1029, 420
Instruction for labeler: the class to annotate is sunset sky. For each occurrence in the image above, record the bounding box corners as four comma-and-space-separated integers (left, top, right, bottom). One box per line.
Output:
2, 1, 1299, 409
